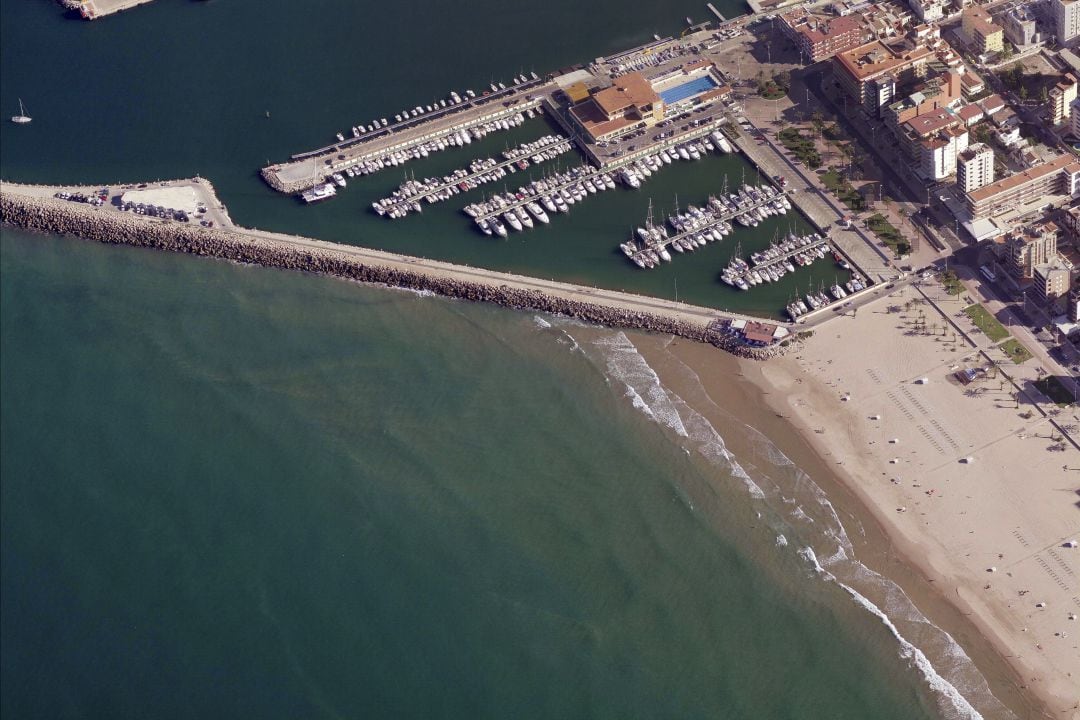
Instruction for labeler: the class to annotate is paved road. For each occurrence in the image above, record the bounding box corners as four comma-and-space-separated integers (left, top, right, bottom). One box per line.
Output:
730, 118, 899, 283
957, 268, 1080, 401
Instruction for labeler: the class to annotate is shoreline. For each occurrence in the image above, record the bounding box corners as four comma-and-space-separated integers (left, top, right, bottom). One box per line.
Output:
673, 283, 1078, 717
627, 334, 1065, 719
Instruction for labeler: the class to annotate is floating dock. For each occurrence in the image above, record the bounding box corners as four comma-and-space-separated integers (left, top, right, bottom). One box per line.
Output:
706, 3, 726, 21
624, 183, 794, 269
374, 136, 575, 218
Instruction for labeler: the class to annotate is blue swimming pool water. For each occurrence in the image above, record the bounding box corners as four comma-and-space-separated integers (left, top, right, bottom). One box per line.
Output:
659, 75, 718, 106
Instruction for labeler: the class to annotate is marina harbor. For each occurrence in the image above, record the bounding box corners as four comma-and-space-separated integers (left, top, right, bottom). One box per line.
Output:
255, 22, 878, 319
462, 128, 738, 235
372, 133, 574, 218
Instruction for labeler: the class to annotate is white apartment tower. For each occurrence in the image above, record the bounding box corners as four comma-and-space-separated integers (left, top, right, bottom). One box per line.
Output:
1052, 0, 1080, 45
957, 143, 995, 193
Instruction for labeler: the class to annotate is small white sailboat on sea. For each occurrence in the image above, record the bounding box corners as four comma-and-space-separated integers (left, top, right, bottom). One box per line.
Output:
11, 98, 31, 124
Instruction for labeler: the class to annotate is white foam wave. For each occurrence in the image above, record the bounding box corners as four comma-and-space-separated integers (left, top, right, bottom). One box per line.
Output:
532, 315, 552, 329
841, 583, 983, 720
557, 329, 581, 354
386, 285, 437, 298
672, 394, 766, 498
790, 506, 813, 523
799, 546, 827, 574
592, 332, 689, 437
819, 545, 849, 569
575, 330, 1009, 718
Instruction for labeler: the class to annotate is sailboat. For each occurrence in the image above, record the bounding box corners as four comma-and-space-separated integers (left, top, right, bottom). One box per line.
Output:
11, 98, 31, 124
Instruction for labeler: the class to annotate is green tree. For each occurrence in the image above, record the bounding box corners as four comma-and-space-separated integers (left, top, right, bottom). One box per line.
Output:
1039, 85, 1048, 102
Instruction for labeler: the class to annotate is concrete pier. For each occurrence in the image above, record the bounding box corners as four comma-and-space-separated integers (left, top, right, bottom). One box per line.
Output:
376, 137, 574, 218
262, 82, 551, 195
62, 0, 156, 19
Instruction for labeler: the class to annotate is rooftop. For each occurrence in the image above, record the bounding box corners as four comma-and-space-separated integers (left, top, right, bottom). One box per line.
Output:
977, 94, 1005, 113
593, 73, 660, 116
783, 10, 864, 45
960, 68, 985, 89
957, 104, 985, 122
968, 154, 1077, 202
835, 39, 933, 81
963, 6, 1001, 37
904, 107, 957, 136
959, 142, 991, 161
569, 99, 639, 137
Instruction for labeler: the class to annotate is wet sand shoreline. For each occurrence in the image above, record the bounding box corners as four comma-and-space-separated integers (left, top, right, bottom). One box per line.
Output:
627, 313, 1076, 719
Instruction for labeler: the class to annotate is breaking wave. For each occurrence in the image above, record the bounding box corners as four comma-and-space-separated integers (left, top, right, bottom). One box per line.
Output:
565, 327, 1014, 720
590, 331, 765, 498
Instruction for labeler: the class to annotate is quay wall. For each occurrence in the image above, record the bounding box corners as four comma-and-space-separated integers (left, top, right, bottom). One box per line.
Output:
0, 190, 791, 360
263, 99, 544, 195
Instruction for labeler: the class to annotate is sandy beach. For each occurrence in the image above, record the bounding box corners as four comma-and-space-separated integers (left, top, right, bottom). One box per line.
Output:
630, 282, 1079, 719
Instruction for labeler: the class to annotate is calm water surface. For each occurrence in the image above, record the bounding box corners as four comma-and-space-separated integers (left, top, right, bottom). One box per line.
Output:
0, 0, 850, 317
1, 228, 937, 719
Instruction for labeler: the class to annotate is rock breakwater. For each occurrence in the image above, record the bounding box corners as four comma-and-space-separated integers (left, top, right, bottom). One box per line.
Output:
1, 190, 787, 359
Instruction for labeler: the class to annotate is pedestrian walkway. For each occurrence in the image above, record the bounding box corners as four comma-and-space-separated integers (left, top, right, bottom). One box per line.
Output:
731, 129, 897, 283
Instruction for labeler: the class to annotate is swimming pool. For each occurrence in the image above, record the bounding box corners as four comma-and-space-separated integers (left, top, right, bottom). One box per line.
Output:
658, 75, 718, 106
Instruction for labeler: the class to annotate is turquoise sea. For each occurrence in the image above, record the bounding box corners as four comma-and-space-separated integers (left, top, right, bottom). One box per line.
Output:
1, 1, 1013, 718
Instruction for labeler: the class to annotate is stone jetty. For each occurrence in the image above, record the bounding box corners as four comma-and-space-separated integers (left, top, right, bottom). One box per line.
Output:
1, 186, 791, 360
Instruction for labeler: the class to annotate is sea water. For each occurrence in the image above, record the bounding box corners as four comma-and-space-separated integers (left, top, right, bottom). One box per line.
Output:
2, 228, 983, 719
